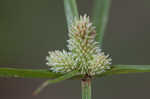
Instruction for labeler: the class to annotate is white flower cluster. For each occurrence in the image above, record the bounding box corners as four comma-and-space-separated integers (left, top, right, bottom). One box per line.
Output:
46, 15, 112, 76
46, 50, 75, 73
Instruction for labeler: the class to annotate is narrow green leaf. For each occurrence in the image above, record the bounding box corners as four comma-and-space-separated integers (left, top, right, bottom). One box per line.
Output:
97, 65, 150, 77
112, 65, 150, 74
33, 70, 78, 95
0, 68, 61, 78
1, 65, 150, 79
92, 0, 111, 46
64, 0, 79, 29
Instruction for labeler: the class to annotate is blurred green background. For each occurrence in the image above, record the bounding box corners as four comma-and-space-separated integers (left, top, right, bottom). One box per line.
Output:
0, 0, 150, 99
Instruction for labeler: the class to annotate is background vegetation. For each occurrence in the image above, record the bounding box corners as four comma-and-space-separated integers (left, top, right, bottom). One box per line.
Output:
0, 0, 150, 99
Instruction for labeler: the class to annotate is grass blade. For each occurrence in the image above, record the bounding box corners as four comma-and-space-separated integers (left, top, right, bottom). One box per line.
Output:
33, 70, 78, 95
64, 0, 79, 29
111, 65, 150, 74
2, 65, 150, 79
0, 68, 61, 78
92, 0, 111, 46
97, 65, 150, 77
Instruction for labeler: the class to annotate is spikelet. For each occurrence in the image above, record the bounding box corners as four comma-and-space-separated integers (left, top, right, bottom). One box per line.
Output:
46, 50, 75, 73
46, 14, 112, 76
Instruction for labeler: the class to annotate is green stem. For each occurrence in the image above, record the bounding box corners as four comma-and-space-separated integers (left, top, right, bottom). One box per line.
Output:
81, 76, 92, 99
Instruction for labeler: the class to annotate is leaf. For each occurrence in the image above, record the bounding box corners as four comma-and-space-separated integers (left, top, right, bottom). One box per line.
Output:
97, 65, 150, 77
92, 0, 111, 47
112, 65, 150, 74
64, 0, 79, 29
33, 70, 78, 95
1, 65, 150, 80
0, 68, 61, 78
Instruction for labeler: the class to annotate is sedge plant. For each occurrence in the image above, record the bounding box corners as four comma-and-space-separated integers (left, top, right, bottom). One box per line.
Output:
0, 0, 150, 99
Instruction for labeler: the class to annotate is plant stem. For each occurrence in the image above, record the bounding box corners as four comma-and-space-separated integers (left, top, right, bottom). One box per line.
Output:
81, 76, 92, 99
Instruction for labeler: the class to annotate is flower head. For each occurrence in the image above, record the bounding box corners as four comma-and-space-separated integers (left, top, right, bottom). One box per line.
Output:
46, 14, 112, 76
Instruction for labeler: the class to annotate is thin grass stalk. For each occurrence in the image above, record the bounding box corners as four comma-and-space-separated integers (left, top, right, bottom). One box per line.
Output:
81, 76, 92, 99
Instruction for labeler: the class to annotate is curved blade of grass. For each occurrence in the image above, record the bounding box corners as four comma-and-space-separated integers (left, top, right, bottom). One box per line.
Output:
33, 70, 78, 95
92, 0, 111, 47
0, 68, 61, 78
97, 65, 150, 77
64, 0, 79, 29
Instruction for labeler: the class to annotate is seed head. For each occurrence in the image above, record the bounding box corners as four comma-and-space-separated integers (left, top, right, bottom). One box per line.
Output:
46, 14, 112, 76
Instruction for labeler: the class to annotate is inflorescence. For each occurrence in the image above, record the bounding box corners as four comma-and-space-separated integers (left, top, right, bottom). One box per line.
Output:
46, 15, 112, 76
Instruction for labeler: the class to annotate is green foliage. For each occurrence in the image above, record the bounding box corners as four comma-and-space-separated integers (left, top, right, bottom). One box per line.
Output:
64, 0, 79, 29
98, 65, 150, 77
0, 68, 61, 78
33, 70, 78, 95
0, 0, 150, 98
112, 65, 150, 74
92, 0, 111, 47
1, 65, 150, 79
0, 0, 148, 80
